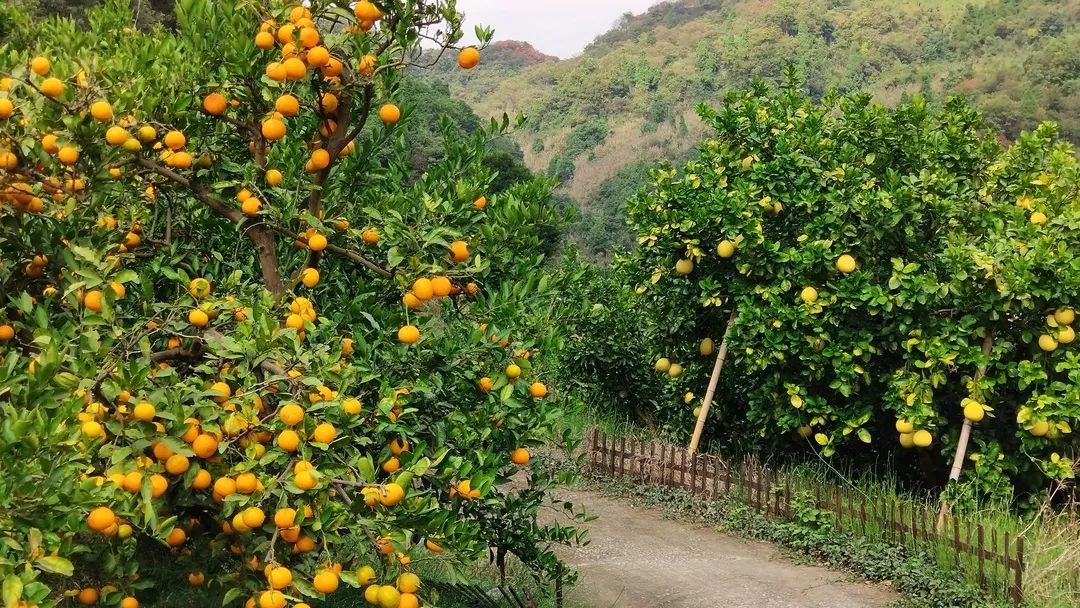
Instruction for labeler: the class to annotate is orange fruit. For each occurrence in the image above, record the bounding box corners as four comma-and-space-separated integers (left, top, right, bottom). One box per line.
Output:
307, 148, 330, 172
255, 31, 275, 49
165, 454, 190, 475
431, 276, 452, 297
458, 46, 480, 69
192, 433, 218, 458
235, 472, 258, 494
86, 506, 116, 531
242, 507, 266, 528
77, 588, 99, 606
362, 228, 380, 244
308, 232, 328, 251
149, 474, 168, 497
209, 380, 231, 403
449, 240, 469, 263
168, 151, 193, 169
379, 104, 401, 124
397, 325, 420, 345
90, 100, 113, 121
294, 469, 317, 490
83, 289, 104, 312
40, 77, 64, 97
312, 570, 339, 594
322, 56, 344, 78
412, 278, 433, 300
381, 457, 400, 474
265, 62, 287, 81
0, 324, 13, 341
262, 118, 286, 141
132, 401, 156, 421
213, 477, 237, 497
506, 364, 522, 380
354, 1, 383, 21
30, 56, 51, 75
390, 438, 410, 456
258, 591, 285, 608
105, 126, 130, 146
121, 597, 139, 608
0, 98, 13, 119
274, 508, 296, 528
479, 377, 493, 393
299, 27, 320, 48
57, 146, 79, 165
312, 422, 336, 443
163, 130, 186, 150
266, 169, 283, 186
192, 469, 212, 490
529, 382, 547, 398
166, 527, 186, 546
402, 293, 422, 310
474, 196, 487, 209
203, 92, 227, 115
275, 94, 299, 117
277, 429, 300, 452
188, 308, 209, 328
242, 197, 261, 216
283, 57, 307, 80
397, 572, 420, 594
267, 566, 292, 590
279, 403, 304, 426
301, 267, 319, 287
380, 482, 405, 507
511, 448, 530, 465
307, 46, 330, 67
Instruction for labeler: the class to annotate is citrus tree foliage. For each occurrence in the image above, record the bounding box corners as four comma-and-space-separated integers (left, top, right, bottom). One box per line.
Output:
624, 76, 1080, 504
0, 1, 580, 606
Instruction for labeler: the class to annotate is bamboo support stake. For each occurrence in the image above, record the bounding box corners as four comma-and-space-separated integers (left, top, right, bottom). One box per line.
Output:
938, 330, 995, 530
688, 310, 738, 454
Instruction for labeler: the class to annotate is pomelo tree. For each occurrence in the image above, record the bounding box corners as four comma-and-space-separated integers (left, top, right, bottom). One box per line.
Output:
623, 75, 1079, 504
0, 1, 578, 607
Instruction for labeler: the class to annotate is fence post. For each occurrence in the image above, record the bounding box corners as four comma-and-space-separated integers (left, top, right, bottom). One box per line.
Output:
1012, 536, 1024, 606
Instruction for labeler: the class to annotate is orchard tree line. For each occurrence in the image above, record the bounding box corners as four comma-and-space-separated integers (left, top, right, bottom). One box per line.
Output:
0, 1, 581, 607
563, 72, 1080, 510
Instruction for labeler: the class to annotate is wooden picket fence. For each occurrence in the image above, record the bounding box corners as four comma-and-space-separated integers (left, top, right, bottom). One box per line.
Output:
587, 429, 1025, 605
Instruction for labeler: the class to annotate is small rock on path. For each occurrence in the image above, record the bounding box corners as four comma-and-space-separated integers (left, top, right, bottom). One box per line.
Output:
552, 488, 896, 608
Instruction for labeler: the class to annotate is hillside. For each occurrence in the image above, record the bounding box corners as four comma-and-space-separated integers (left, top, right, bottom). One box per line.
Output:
426, 0, 1080, 256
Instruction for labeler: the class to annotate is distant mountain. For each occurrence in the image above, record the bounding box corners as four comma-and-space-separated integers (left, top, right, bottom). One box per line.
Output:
423, 0, 1080, 257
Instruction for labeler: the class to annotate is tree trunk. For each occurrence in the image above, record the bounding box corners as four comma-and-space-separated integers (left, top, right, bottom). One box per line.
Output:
248, 226, 283, 297
937, 329, 995, 530
688, 310, 738, 455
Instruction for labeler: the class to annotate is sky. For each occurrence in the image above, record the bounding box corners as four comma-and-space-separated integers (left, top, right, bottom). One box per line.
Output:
452, 0, 665, 58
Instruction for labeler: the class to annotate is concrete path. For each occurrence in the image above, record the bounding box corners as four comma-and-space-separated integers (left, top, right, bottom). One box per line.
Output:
554, 488, 896, 608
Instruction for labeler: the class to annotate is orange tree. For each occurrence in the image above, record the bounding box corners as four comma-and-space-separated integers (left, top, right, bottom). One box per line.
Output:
0, 1, 580, 607
621, 75, 1079, 504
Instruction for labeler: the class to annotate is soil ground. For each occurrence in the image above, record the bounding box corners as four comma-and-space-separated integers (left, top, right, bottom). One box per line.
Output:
553, 488, 897, 608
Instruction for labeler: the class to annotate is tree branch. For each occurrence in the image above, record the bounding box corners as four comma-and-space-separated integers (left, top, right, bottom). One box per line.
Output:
134, 157, 244, 224
267, 224, 392, 278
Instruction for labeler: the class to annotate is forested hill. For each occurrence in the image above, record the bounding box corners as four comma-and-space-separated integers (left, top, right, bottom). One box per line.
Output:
424, 0, 1080, 256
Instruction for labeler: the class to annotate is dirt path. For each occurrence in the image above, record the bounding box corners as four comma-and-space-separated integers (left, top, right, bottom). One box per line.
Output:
553, 488, 896, 608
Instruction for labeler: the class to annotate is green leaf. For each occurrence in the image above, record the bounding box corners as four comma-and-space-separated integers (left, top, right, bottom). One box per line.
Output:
35, 556, 73, 576
3, 574, 23, 608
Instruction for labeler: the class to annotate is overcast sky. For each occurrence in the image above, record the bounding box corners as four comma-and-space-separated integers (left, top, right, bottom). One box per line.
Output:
453, 0, 665, 58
